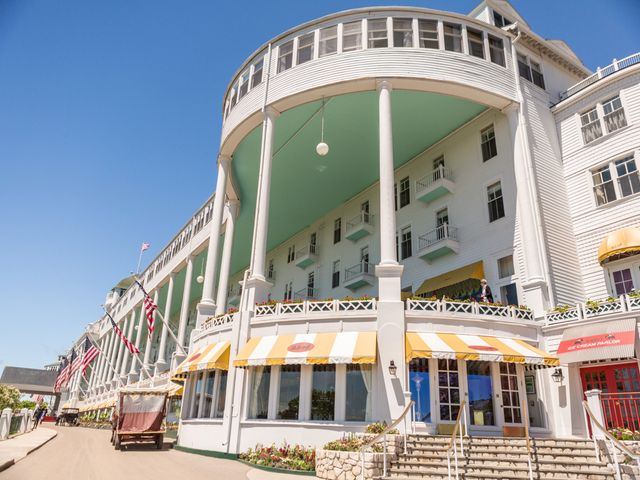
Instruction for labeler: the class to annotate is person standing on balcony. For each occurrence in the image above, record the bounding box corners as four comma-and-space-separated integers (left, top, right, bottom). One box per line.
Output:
478, 279, 494, 303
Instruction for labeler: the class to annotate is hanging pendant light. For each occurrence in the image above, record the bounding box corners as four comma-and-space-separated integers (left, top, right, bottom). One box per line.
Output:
196, 258, 205, 284
316, 97, 329, 156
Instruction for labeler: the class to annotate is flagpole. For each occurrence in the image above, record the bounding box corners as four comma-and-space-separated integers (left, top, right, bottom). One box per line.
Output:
134, 278, 187, 356
136, 249, 144, 274
86, 333, 127, 389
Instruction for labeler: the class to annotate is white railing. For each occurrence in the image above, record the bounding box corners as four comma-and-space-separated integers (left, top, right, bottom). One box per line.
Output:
560, 52, 640, 100
296, 243, 318, 259
294, 287, 319, 300
407, 299, 534, 321
416, 165, 453, 192
346, 211, 373, 230
545, 294, 640, 325
359, 401, 414, 480
201, 312, 235, 331
254, 298, 377, 318
446, 400, 468, 480
345, 262, 374, 282
418, 224, 458, 250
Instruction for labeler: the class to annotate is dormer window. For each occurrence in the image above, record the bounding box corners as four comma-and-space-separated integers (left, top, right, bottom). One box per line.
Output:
517, 54, 545, 89
493, 11, 513, 28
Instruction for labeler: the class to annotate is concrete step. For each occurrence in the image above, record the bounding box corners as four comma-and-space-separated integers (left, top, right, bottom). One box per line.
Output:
385, 465, 615, 480
394, 457, 614, 473
405, 445, 598, 458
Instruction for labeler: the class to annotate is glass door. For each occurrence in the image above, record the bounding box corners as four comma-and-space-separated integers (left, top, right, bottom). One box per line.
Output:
360, 246, 370, 274
438, 359, 461, 423
436, 208, 449, 240
409, 359, 431, 423
467, 361, 494, 426
499, 363, 522, 424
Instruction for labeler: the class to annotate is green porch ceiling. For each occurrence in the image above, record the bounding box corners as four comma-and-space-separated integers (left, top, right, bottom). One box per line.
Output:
229, 90, 486, 275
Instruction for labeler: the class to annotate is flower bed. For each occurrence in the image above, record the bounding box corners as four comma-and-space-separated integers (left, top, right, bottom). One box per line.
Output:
239, 443, 315, 472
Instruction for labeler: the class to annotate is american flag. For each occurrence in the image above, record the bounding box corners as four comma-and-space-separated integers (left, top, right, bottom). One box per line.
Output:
136, 280, 157, 338
141, 242, 150, 252
69, 347, 83, 377
80, 336, 99, 378
107, 313, 139, 354
54, 357, 69, 392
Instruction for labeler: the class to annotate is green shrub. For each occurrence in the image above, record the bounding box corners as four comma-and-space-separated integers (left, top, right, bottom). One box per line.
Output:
365, 421, 399, 435
323, 435, 382, 452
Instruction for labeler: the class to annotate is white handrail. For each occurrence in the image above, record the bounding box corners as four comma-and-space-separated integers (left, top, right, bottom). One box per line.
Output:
359, 401, 414, 480
446, 400, 468, 480
583, 400, 640, 480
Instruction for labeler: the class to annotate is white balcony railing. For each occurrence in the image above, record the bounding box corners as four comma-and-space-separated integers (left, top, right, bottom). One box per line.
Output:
254, 298, 377, 318
345, 212, 374, 241
559, 52, 640, 101
418, 224, 458, 251
415, 165, 455, 204
545, 294, 640, 325
345, 262, 374, 282
201, 312, 236, 332
407, 299, 534, 322
294, 287, 319, 300
295, 244, 318, 268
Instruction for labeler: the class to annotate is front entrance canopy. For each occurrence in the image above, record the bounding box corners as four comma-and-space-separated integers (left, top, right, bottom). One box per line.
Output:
406, 332, 558, 366
234, 332, 377, 367
174, 341, 230, 376
597, 227, 640, 264
415, 261, 484, 297
557, 318, 637, 364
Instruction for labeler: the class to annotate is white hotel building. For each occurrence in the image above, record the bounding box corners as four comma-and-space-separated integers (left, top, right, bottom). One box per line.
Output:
62, 0, 640, 459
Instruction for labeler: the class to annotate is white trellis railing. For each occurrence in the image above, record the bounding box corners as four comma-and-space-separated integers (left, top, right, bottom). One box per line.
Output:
254, 298, 377, 318
406, 299, 533, 321
545, 294, 640, 325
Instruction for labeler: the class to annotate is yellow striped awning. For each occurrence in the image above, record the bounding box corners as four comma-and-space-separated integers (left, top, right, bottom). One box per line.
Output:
234, 332, 377, 367
406, 332, 559, 367
174, 341, 231, 375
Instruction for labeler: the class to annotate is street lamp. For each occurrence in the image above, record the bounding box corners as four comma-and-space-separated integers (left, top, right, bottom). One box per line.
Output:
551, 368, 564, 383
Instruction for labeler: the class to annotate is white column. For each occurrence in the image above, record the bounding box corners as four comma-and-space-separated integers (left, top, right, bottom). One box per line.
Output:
174, 256, 194, 369
215, 201, 239, 315
97, 333, 113, 390
103, 331, 119, 388
199, 155, 232, 314
90, 337, 107, 393
585, 389, 605, 439
249, 107, 279, 283
113, 317, 128, 385
143, 290, 159, 373
129, 303, 146, 381
155, 273, 175, 374
120, 311, 136, 377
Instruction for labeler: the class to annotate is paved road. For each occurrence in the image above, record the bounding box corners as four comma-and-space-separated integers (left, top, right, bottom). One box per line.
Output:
1, 425, 251, 480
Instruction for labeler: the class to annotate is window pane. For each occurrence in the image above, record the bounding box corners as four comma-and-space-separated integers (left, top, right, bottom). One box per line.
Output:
399, 176, 410, 208
251, 58, 264, 88
410, 359, 431, 422
343, 21, 362, 52
192, 373, 204, 418
214, 370, 227, 418
581, 107, 602, 144
346, 364, 372, 421
297, 32, 314, 65
401, 226, 412, 259
467, 361, 494, 426
517, 54, 531, 81
603, 96, 627, 133
368, 18, 388, 48
616, 156, 640, 197
467, 28, 484, 59
487, 182, 505, 222
393, 18, 413, 47
238, 71, 249, 100
498, 255, 514, 278
500, 283, 519, 306
418, 19, 438, 48
277, 365, 300, 419
202, 372, 215, 417
311, 365, 335, 420
613, 269, 634, 296
319, 26, 338, 57
277, 40, 294, 73
481, 125, 497, 161
530, 61, 545, 89
443, 23, 462, 52
248, 366, 271, 419
488, 35, 505, 66
592, 165, 617, 205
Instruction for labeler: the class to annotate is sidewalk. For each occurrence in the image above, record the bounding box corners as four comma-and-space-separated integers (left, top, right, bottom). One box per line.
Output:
247, 468, 319, 480
0, 427, 57, 472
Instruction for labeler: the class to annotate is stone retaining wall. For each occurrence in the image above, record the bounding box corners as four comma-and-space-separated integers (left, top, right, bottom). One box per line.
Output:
315, 449, 386, 480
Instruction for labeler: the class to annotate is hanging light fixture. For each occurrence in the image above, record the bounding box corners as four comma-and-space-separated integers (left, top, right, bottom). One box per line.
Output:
196, 258, 205, 284
316, 97, 329, 156
551, 368, 564, 384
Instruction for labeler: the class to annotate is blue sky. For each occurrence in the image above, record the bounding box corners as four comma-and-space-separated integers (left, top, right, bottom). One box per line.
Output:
0, 0, 638, 371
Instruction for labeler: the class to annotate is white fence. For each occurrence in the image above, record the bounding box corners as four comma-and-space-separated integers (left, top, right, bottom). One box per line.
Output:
545, 294, 640, 325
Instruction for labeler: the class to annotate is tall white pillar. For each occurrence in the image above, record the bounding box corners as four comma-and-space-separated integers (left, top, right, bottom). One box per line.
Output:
174, 256, 194, 369
103, 330, 119, 389
120, 311, 136, 378
155, 274, 175, 374
143, 290, 159, 374
215, 201, 239, 316
374, 80, 406, 425
113, 317, 128, 385
129, 303, 146, 382
98, 332, 113, 390
90, 337, 107, 393
199, 155, 232, 316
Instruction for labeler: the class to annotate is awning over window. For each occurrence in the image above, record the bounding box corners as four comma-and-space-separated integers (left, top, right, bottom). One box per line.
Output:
234, 332, 377, 367
406, 332, 559, 366
557, 318, 637, 364
174, 341, 230, 375
598, 227, 640, 264
415, 261, 484, 296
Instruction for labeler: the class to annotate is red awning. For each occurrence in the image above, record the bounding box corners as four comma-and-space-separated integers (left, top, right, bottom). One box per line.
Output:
557, 318, 637, 364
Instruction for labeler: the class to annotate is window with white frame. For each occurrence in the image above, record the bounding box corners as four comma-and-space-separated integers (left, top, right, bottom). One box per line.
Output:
393, 18, 413, 47
287, 245, 295, 263
581, 107, 603, 144
400, 226, 412, 260
229, 82, 239, 108
297, 32, 315, 65
517, 53, 545, 89
311, 365, 336, 420
342, 21, 362, 52
186, 370, 227, 419
481, 125, 497, 161
214, 370, 228, 418
319, 26, 338, 57
284, 281, 293, 301
592, 154, 640, 206
345, 364, 372, 421
277, 40, 294, 73
332, 260, 340, 288
487, 181, 505, 222
612, 268, 635, 296
530, 60, 545, 89
251, 58, 264, 88
443, 23, 462, 52
399, 176, 410, 208
368, 18, 388, 48
334, 218, 341, 244
248, 366, 270, 419
602, 96, 627, 133
488, 35, 505, 66
238, 70, 249, 100
498, 255, 515, 278
418, 19, 438, 48
467, 28, 484, 59
277, 365, 301, 419
493, 11, 513, 28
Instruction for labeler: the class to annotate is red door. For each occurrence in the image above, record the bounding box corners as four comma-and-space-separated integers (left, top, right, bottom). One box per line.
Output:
580, 363, 640, 430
